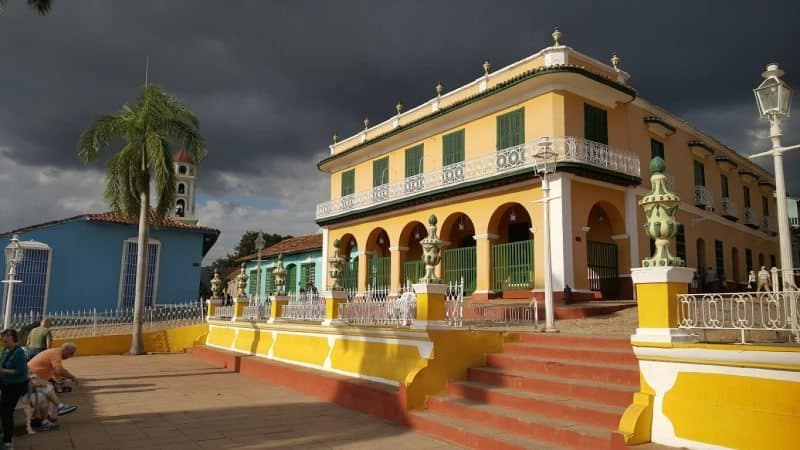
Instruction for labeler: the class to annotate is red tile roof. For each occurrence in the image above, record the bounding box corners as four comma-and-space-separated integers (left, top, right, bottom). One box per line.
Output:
238, 233, 322, 262
173, 148, 193, 164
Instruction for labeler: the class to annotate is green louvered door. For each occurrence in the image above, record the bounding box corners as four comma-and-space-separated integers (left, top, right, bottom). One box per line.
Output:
341, 257, 359, 290
373, 157, 389, 201
496, 109, 525, 170
443, 247, 476, 295
442, 129, 465, 185
369, 256, 390, 289
403, 260, 425, 284
404, 144, 424, 193
492, 240, 533, 292
584, 104, 608, 144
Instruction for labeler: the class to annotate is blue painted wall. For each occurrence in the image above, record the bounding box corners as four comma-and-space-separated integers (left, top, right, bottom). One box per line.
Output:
0, 218, 208, 313
244, 249, 323, 297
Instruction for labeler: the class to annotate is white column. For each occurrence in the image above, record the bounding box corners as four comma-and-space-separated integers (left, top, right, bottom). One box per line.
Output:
626, 187, 640, 268
547, 174, 571, 290
320, 228, 329, 291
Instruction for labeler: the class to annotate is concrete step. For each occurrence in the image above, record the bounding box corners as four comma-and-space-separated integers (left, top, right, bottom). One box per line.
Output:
486, 353, 639, 386
467, 367, 636, 408
409, 410, 567, 450
503, 342, 638, 366
448, 380, 624, 429
519, 333, 633, 351
427, 395, 611, 449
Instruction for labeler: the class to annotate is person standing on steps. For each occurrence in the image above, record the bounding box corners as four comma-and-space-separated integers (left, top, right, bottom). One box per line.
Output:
0, 329, 30, 449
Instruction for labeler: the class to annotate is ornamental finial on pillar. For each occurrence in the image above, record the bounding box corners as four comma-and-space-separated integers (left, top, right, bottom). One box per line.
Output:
273, 254, 286, 295
210, 269, 222, 299
328, 239, 345, 291
420, 215, 443, 283
236, 262, 249, 298
552, 27, 562, 46
611, 52, 620, 70
639, 157, 685, 267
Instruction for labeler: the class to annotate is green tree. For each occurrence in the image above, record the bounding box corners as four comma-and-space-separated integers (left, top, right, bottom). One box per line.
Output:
236, 231, 290, 257
78, 85, 205, 355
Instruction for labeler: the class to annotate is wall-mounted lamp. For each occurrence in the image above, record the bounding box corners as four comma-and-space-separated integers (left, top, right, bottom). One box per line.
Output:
509, 208, 517, 222
458, 215, 465, 231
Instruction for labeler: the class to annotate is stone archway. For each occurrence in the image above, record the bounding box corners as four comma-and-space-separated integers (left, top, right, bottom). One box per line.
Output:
585, 202, 624, 299
439, 212, 477, 294
365, 228, 390, 289
487, 203, 533, 295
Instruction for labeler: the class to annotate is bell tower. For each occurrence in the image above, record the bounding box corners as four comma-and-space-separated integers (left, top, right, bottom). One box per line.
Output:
171, 148, 197, 225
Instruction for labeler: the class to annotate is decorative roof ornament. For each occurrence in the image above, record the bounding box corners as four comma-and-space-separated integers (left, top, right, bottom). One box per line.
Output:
639, 157, 685, 268
435, 82, 443, 97
482, 60, 491, 76
419, 215, 443, 283
235, 262, 248, 298
552, 27, 562, 46
611, 52, 620, 70
332, 133, 338, 144
363, 117, 369, 130
395, 101, 403, 114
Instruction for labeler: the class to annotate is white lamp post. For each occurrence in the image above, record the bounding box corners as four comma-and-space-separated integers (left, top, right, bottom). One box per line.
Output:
533, 138, 559, 332
2, 234, 25, 329
254, 232, 266, 302
750, 63, 799, 289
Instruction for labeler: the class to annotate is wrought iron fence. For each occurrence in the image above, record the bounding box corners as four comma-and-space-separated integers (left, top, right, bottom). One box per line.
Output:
281, 292, 325, 322
678, 291, 800, 344
242, 299, 272, 321
215, 305, 234, 319
9, 302, 206, 339
339, 284, 415, 327
446, 278, 537, 328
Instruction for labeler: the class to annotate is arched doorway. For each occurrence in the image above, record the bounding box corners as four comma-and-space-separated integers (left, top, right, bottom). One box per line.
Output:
400, 221, 426, 285
488, 203, 533, 295
338, 234, 359, 290
366, 228, 390, 289
440, 213, 477, 294
586, 202, 623, 299
285, 264, 297, 294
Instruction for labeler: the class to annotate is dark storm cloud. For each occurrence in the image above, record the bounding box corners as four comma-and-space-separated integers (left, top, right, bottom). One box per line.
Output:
1, 0, 799, 199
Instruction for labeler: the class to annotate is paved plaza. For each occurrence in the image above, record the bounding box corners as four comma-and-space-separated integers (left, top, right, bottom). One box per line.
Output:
13, 353, 458, 450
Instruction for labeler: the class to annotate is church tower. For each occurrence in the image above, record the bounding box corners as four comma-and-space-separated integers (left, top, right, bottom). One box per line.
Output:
171, 148, 198, 225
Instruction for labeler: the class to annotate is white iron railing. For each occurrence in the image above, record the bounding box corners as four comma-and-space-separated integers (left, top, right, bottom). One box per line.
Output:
790, 217, 800, 228
281, 292, 326, 322
744, 207, 760, 227
317, 137, 641, 219
678, 291, 799, 344
445, 278, 538, 328
215, 305, 233, 319
242, 298, 272, 321
693, 185, 714, 211
11, 302, 206, 339
721, 197, 738, 218
339, 284, 415, 327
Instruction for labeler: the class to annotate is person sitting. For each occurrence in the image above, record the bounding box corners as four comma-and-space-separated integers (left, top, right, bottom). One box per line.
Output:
0, 329, 30, 448
25, 319, 52, 361
28, 343, 78, 424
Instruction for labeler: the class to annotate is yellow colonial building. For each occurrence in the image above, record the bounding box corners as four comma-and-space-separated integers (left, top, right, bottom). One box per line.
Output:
315, 30, 780, 302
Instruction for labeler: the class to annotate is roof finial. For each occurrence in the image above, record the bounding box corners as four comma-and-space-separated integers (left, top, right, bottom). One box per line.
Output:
435, 82, 443, 97
552, 27, 562, 46
332, 133, 338, 144
611, 52, 620, 70
363, 117, 369, 130
482, 59, 491, 76
395, 101, 403, 114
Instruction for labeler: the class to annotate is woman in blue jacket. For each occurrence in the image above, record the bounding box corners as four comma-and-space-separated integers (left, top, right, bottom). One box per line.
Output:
0, 328, 30, 449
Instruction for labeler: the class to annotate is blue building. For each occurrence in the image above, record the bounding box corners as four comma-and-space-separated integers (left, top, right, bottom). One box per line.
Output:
0, 212, 219, 315
235, 234, 323, 299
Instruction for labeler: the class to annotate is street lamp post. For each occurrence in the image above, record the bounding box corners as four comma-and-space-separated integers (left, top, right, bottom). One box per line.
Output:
254, 232, 266, 302
534, 138, 559, 332
2, 234, 25, 329
751, 63, 799, 290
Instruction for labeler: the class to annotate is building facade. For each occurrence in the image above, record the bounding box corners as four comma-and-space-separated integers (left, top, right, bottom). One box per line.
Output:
0, 213, 219, 315
238, 234, 323, 299
315, 32, 781, 301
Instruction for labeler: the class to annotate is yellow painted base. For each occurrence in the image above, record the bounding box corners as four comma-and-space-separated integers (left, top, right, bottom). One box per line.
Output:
270, 298, 289, 320
416, 292, 445, 321
617, 373, 655, 445
233, 300, 248, 319
635, 281, 688, 328
325, 298, 346, 320
52, 323, 208, 356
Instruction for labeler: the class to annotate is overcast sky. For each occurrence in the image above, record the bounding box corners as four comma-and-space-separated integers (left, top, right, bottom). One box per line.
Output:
1, 0, 799, 263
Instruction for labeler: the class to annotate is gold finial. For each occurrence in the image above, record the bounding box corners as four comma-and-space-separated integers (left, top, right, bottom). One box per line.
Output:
332, 133, 338, 143
395, 101, 403, 114
552, 27, 562, 46
435, 82, 443, 97
611, 52, 620, 70
363, 117, 369, 130
482, 60, 491, 76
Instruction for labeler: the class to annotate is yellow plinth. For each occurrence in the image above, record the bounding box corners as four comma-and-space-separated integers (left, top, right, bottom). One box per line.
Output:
206, 298, 221, 318
233, 298, 249, 319
325, 297, 346, 321
412, 283, 447, 322
269, 297, 289, 321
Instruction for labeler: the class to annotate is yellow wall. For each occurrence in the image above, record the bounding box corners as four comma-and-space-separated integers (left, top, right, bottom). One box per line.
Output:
52, 324, 208, 356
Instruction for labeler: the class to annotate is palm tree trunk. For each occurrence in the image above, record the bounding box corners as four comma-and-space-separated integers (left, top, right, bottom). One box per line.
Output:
129, 180, 149, 355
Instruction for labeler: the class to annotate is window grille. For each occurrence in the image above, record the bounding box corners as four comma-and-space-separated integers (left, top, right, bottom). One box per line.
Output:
119, 239, 160, 308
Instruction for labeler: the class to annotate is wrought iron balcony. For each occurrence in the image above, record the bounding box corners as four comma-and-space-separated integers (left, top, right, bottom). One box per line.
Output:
744, 207, 760, 229
316, 136, 641, 220
693, 185, 714, 211
790, 217, 800, 229
720, 197, 738, 221
762, 216, 776, 234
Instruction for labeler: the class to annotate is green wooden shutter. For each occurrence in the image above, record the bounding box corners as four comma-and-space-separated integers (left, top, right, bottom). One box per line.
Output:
405, 144, 424, 177
443, 129, 465, 166
721, 175, 729, 198
373, 157, 388, 187
693, 161, 705, 186
341, 169, 355, 197
496, 108, 524, 150
762, 197, 769, 216
650, 139, 664, 160
714, 240, 724, 276
743, 186, 751, 208
584, 104, 608, 144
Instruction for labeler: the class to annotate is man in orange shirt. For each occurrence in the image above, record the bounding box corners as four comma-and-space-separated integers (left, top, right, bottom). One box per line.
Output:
28, 342, 79, 425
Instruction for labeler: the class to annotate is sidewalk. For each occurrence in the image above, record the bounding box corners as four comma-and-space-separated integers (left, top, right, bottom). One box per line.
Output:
14, 353, 458, 449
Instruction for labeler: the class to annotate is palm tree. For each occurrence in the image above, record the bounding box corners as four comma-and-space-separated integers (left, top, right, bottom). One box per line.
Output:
0, 0, 52, 15
78, 85, 205, 354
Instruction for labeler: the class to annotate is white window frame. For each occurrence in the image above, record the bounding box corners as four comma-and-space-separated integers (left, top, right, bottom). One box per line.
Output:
117, 237, 161, 308
4, 240, 53, 317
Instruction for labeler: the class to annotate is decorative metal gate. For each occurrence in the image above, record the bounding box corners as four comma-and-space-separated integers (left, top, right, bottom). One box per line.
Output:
369, 256, 391, 289
492, 240, 533, 292
341, 257, 358, 290
443, 247, 476, 295
587, 240, 619, 299
403, 260, 425, 285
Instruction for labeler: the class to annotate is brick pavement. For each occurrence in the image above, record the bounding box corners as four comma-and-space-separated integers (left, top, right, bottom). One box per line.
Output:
12, 354, 459, 450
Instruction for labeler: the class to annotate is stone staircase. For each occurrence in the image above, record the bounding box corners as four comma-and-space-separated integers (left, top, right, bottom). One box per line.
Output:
408, 333, 639, 449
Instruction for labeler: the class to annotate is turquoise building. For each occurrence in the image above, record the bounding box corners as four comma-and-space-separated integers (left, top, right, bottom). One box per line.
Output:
239, 234, 323, 298
0, 212, 219, 316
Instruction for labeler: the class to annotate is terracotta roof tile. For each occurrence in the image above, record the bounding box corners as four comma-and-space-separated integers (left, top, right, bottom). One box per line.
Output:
173, 148, 193, 164
238, 233, 322, 262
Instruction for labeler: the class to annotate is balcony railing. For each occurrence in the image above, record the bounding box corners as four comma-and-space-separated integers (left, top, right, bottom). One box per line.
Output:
317, 137, 640, 220
790, 217, 800, 229
744, 207, 760, 228
721, 197, 738, 220
693, 185, 714, 211
762, 216, 776, 234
